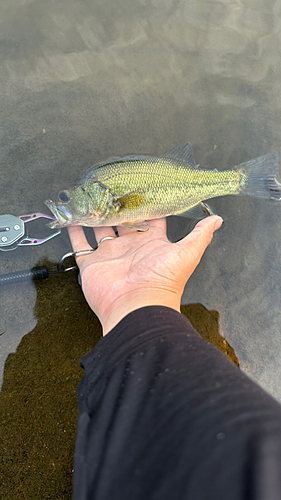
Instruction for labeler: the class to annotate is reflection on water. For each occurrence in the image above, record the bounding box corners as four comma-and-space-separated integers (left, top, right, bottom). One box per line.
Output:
1, 0, 281, 493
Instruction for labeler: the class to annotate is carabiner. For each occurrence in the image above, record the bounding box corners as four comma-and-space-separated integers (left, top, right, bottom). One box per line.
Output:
56, 249, 96, 272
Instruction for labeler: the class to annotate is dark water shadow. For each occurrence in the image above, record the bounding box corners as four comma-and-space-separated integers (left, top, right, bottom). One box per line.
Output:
0, 264, 101, 499
0, 262, 238, 499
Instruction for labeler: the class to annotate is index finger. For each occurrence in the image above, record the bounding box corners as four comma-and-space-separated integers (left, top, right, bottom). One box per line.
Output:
67, 226, 93, 253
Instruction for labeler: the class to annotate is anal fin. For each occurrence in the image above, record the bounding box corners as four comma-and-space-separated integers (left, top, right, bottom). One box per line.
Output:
177, 202, 215, 219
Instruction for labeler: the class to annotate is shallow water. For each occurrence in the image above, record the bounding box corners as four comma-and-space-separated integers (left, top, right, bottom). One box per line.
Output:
1, 0, 281, 394
1, 0, 281, 494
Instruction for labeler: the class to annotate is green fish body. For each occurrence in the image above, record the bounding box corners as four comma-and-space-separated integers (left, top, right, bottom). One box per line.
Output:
45, 143, 280, 229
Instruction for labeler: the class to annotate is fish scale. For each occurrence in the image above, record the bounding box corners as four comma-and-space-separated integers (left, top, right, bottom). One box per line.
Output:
89, 159, 243, 216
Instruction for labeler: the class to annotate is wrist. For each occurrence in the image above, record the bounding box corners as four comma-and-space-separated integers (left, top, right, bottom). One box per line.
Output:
100, 289, 181, 336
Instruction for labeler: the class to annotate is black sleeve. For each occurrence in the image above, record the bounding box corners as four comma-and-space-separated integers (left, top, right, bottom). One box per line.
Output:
73, 306, 281, 500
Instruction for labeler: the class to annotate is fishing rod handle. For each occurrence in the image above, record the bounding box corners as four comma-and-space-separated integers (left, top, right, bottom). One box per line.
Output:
0, 266, 49, 286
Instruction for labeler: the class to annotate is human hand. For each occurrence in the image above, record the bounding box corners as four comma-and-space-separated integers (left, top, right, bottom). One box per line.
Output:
68, 216, 223, 335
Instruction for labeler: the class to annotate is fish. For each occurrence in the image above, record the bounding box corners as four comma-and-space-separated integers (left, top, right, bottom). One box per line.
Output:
45, 142, 281, 231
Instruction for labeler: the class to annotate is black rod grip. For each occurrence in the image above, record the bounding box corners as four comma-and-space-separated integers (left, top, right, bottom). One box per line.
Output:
0, 266, 49, 286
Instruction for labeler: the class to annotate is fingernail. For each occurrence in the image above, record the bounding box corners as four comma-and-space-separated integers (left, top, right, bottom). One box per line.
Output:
214, 217, 223, 230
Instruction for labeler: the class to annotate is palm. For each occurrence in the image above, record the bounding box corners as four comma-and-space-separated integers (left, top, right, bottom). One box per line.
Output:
68, 216, 220, 332
70, 221, 183, 314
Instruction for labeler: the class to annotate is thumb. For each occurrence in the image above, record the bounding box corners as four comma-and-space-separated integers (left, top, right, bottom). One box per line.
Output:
176, 215, 223, 270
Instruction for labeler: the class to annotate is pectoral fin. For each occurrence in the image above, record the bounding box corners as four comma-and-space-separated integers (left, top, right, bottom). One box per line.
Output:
121, 221, 149, 231
118, 190, 146, 210
178, 202, 215, 219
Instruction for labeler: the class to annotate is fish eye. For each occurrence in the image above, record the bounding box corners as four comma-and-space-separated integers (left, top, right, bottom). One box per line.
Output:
58, 190, 70, 203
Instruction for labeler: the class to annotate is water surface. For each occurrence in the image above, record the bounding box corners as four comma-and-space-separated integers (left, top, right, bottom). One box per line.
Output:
1, 0, 281, 495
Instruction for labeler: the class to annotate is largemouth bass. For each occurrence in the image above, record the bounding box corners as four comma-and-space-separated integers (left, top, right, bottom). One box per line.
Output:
45, 142, 280, 230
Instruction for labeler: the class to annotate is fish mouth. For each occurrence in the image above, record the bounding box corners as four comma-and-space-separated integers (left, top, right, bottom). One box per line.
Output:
45, 199, 72, 228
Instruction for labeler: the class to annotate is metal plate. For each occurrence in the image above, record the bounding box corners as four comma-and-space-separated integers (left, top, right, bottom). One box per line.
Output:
0, 214, 24, 248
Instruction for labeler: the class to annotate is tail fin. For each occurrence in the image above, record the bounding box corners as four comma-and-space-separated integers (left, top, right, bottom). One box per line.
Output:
235, 152, 281, 200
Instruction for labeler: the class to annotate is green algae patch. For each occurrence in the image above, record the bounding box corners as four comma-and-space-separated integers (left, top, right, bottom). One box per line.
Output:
181, 303, 239, 367
0, 269, 238, 499
0, 268, 102, 499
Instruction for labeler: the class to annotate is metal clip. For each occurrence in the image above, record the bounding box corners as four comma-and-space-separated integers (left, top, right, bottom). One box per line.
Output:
56, 252, 78, 273
0, 213, 61, 251
56, 249, 97, 272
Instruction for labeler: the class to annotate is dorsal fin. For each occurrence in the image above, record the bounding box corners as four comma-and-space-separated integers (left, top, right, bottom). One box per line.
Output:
78, 155, 156, 184
159, 142, 198, 167
77, 143, 198, 184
